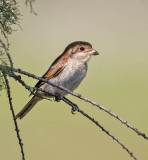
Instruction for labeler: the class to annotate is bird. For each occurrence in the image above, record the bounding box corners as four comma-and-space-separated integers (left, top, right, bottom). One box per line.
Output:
16, 41, 99, 119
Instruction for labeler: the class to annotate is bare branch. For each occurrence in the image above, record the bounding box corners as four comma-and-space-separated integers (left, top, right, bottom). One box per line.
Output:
3, 73, 25, 160
12, 73, 52, 101
11, 74, 138, 160
62, 97, 137, 160
8, 66, 148, 140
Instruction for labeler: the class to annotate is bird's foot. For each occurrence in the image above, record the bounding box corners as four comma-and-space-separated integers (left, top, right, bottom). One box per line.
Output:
71, 104, 78, 114
55, 94, 61, 102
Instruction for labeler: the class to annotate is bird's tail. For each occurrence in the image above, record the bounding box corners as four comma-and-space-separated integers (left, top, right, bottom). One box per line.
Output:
16, 96, 41, 119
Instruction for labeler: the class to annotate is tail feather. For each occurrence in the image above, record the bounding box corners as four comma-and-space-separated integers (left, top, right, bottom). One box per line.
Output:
16, 96, 40, 119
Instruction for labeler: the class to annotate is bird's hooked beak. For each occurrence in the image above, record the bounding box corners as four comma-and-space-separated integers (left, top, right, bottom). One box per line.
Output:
89, 50, 99, 56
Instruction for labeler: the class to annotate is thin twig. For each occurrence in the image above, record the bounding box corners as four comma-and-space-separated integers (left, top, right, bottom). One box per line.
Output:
0, 39, 13, 68
12, 73, 52, 101
62, 97, 137, 160
3, 73, 25, 160
11, 73, 138, 160
7, 66, 148, 140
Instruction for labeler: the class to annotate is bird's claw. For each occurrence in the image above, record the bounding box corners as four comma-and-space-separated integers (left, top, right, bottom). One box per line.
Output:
71, 104, 78, 114
55, 94, 61, 102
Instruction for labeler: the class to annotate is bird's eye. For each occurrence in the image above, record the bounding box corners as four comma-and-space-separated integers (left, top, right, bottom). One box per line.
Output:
80, 47, 85, 51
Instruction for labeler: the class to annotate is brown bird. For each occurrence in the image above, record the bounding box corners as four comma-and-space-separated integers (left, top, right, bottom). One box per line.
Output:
16, 41, 99, 119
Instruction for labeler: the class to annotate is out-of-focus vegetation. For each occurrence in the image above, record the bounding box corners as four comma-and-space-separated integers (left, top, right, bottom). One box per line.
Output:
0, 0, 36, 40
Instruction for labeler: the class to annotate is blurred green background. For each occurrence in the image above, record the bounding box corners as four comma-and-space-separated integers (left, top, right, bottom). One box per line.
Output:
0, 0, 148, 159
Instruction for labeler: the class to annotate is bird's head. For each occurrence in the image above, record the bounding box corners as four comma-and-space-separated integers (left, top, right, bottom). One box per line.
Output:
63, 41, 99, 63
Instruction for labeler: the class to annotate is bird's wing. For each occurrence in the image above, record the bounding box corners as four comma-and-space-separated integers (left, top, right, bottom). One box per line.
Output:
28, 47, 70, 97
35, 60, 67, 88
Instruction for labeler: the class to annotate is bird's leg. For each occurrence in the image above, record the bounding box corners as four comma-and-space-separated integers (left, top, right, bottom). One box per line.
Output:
62, 97, 78, 114
54, 93, 61, 102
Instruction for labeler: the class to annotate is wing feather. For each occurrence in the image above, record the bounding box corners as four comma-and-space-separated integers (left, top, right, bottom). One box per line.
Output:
36, 63, 66, 88
34, 55, 68, 89
29, 48, 70, 96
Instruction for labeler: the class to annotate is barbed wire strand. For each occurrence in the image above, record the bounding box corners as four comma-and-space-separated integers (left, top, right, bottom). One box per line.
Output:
8, 66, 148, 140
3, 73, 25, 160
11, 73, 137, 160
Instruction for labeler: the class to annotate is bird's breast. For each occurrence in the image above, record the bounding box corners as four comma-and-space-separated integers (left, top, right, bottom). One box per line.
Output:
41, 60, 87, 97
56, 60, 87, 90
